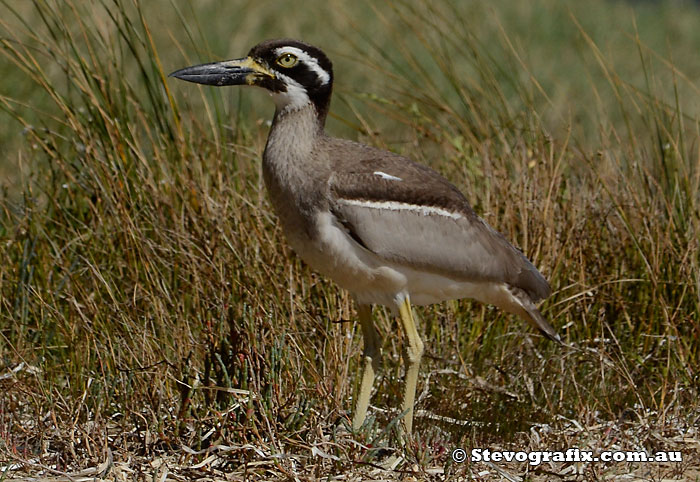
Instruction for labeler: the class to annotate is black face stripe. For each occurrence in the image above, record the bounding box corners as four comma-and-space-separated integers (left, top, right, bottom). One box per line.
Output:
256, 74, 287, 93
249, 39, 332, 77
262, 62, 325, 91
248, 39, 334, 119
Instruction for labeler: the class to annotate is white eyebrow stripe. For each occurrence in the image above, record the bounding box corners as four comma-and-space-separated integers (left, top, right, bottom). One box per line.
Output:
373, 171, 402, 181
274, 46, 331, 85
338, 198, 463, 220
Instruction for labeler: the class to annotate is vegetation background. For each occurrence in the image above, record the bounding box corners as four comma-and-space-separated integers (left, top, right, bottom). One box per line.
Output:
1, 0, 698, 479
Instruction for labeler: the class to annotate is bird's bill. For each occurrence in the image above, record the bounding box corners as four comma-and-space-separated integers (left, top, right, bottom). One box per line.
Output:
169, 57, 273, 86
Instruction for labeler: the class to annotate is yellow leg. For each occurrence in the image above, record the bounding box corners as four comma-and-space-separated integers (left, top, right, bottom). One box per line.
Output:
397, 294, 424, 435
352, 303, 381, 430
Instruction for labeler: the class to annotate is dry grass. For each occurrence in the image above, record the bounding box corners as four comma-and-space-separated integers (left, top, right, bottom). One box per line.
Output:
1, 0, 698, 480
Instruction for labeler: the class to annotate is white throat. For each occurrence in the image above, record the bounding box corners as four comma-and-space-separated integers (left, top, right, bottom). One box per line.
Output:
270, 74, 312, 113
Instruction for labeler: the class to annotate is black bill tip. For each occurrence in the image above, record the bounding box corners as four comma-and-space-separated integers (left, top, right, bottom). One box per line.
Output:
169, 59, 258, 86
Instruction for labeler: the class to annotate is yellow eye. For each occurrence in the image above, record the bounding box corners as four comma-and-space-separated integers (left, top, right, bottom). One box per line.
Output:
276, 53, 298, 68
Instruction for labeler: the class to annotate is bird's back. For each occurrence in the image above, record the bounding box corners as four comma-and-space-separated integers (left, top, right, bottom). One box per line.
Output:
323, 137, 551, 303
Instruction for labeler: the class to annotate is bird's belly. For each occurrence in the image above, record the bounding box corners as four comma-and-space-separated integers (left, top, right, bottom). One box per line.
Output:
285, 226, 404, 305
283, 211, 505, 310
397, 267, 508, 307
279, 212, 404, 305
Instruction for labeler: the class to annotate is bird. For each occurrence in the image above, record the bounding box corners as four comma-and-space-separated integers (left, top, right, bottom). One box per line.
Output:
170, 38, 560, 437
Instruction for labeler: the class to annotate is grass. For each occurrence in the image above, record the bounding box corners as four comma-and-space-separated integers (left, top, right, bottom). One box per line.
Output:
0, 0, 698, 479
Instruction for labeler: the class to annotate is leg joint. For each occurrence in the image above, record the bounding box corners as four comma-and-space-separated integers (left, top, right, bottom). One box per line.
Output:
404, 339, 424, 363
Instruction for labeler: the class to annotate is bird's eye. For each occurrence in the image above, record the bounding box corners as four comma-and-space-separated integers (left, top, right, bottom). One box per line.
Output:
276, 53, 298, 68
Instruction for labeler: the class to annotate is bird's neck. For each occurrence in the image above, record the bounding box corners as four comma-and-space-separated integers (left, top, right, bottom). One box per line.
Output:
266, 103, 324, 158
263, 103, 327, 187
273, 97, 327, 127
270, 82, 332, 124
262, 103, 329, 226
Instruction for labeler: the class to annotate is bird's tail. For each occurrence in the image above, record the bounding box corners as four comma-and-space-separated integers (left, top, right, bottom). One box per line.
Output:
506, 285, 563, 344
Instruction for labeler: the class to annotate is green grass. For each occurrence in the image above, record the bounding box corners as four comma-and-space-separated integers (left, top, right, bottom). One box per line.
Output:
1, 0, 698, 479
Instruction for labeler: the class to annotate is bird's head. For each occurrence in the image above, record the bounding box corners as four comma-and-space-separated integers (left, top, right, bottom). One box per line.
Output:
170, 39, 333, 121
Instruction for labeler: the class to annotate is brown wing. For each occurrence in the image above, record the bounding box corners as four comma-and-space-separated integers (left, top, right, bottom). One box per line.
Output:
326, 139, 550, 301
